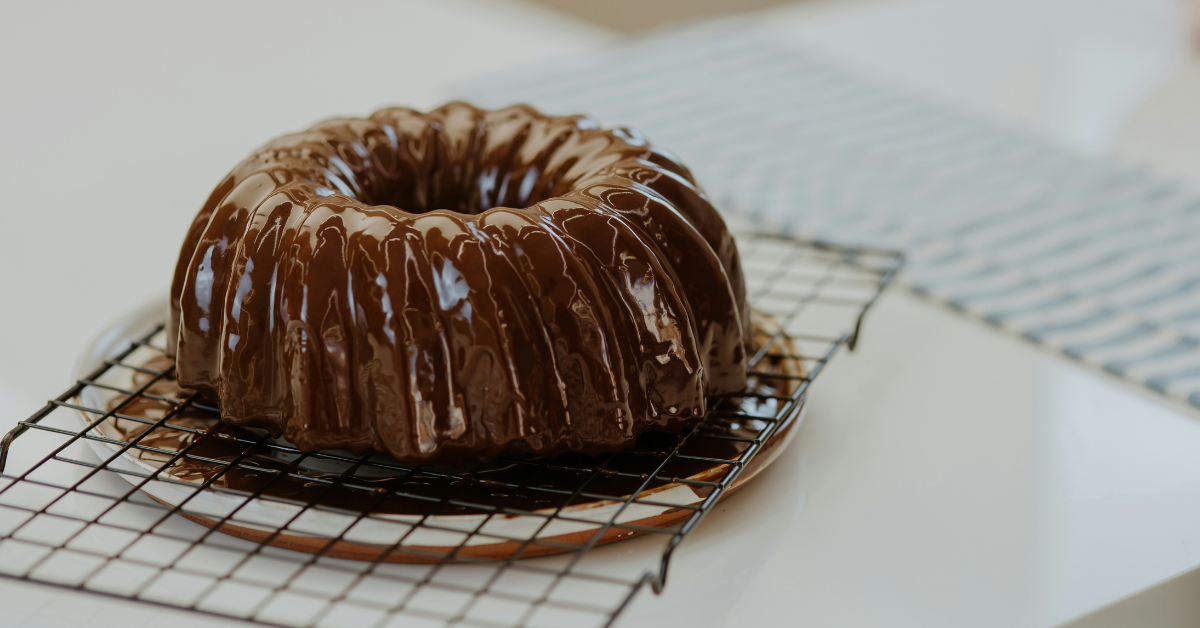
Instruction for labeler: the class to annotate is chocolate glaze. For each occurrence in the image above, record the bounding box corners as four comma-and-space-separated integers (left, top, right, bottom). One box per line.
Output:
167, 103, 749, 466
107, 338, 793, 518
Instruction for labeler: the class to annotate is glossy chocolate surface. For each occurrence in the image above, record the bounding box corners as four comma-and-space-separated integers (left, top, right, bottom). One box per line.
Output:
167, 103, 748, 466
107, 343, 793, 518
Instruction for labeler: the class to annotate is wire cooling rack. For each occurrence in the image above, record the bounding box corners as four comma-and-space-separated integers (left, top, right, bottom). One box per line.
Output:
0, 231, 900, 628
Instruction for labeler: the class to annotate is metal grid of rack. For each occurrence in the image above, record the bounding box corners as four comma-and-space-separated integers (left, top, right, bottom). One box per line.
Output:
0, 232, 900, 628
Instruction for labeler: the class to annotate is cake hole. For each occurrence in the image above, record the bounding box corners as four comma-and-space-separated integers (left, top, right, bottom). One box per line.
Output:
370, 162, 562, 216
351, 122, 589, 216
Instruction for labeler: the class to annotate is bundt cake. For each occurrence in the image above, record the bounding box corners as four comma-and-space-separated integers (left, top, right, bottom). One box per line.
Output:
166, 103, 749, 466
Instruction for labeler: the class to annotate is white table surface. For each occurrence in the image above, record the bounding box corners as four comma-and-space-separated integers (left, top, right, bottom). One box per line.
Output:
4, 0, 1200, 626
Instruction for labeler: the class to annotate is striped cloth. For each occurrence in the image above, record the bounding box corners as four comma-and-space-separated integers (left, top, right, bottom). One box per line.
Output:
454, 22, 1200, 410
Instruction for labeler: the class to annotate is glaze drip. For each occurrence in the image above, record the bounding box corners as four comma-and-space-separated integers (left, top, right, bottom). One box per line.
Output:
168, 103, 749, 466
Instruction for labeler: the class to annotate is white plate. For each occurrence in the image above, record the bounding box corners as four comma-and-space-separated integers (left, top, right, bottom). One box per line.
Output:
70, 299, 805, 562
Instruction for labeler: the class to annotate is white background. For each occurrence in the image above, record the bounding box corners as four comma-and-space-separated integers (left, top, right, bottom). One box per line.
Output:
4, 0, 1200, 626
